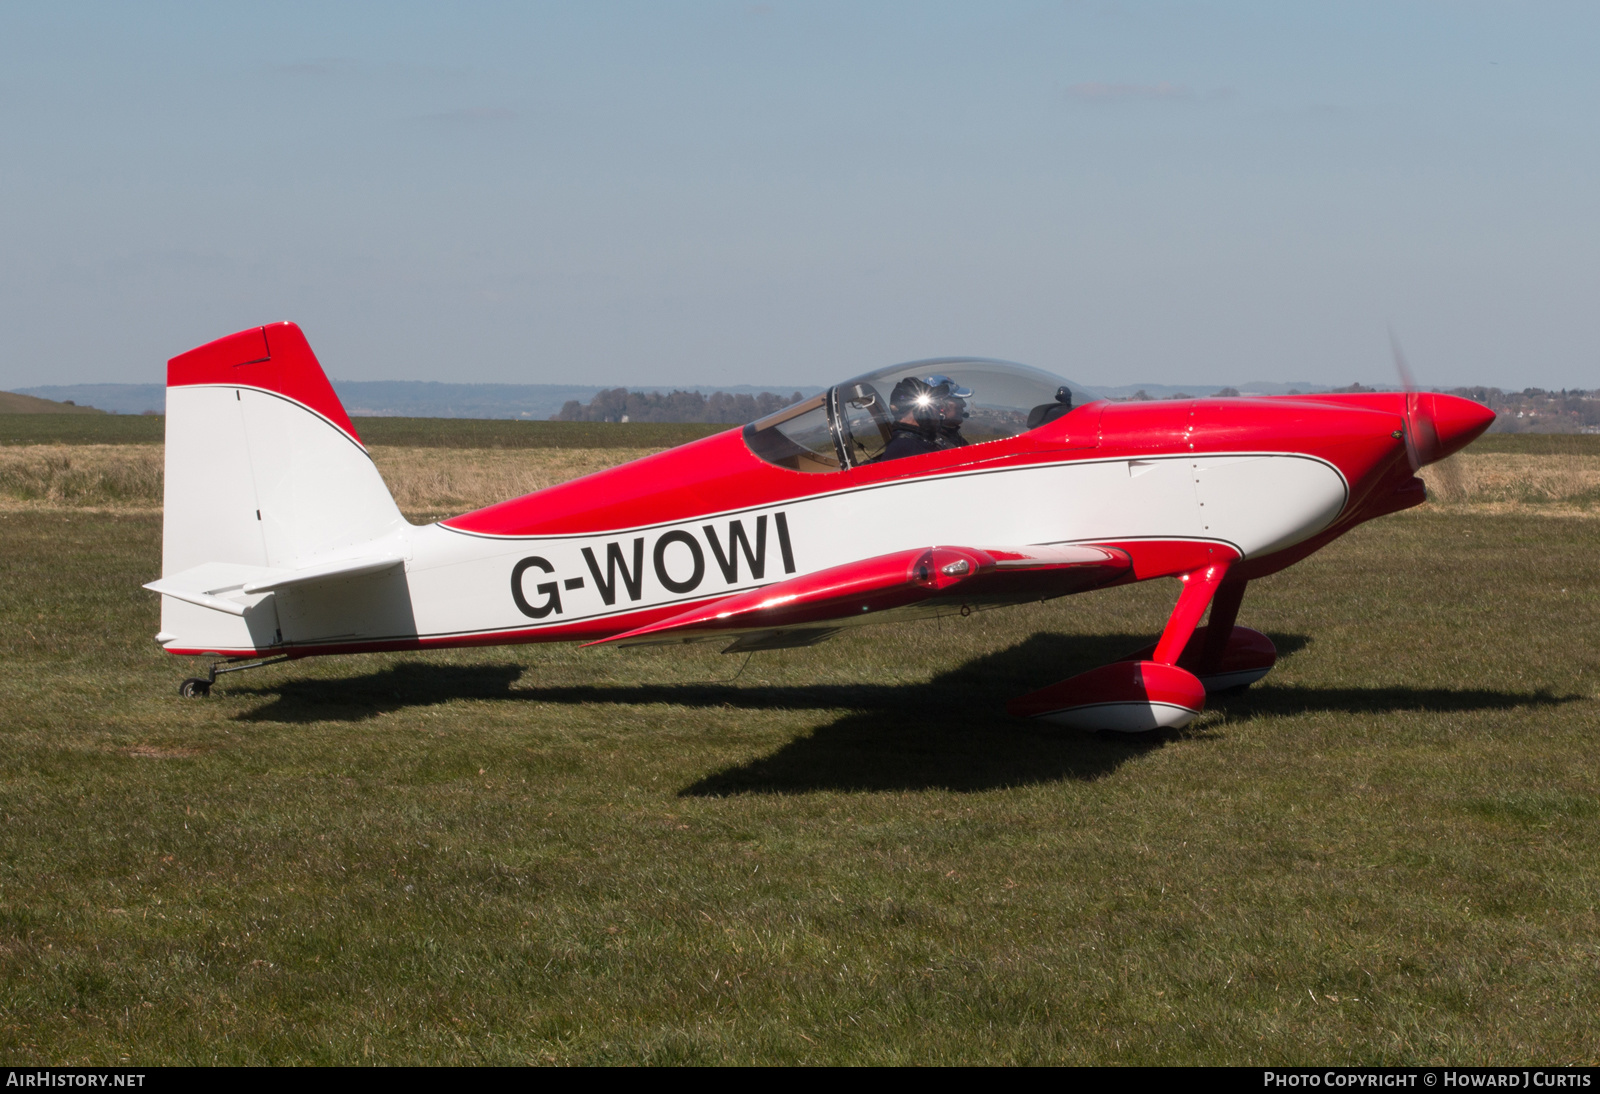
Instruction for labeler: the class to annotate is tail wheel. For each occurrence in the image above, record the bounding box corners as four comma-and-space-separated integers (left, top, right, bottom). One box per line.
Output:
178, 678, 211, 699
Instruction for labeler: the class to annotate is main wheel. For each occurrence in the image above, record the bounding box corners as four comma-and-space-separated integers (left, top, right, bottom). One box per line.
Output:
178, 678, 211, 699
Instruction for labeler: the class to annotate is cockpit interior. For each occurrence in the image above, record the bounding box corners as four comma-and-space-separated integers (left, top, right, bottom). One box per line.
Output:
743, 358, 1102, 473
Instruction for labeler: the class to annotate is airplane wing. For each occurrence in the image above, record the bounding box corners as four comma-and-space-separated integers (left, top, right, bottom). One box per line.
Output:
592, 544, 1131, 652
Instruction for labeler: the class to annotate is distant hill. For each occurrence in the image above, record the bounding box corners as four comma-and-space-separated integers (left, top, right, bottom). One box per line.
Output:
10, 384, 165, 415
553, 388, 807, 424
334, 381, 609, 419
1095, 381, 1334, 399
0, 390, 106, 414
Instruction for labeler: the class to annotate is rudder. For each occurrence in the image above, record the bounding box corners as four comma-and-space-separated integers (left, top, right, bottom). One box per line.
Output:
155, 322, 409, 654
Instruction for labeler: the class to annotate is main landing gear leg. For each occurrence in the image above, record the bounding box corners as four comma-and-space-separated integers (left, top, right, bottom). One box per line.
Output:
1100, 576, 1277, 693
1151, 561, 1232, 666
1008, 561, 1232, 732
178, 654, 292, 699
1198, 578, 1248, 674
1187, 578, 1277, 693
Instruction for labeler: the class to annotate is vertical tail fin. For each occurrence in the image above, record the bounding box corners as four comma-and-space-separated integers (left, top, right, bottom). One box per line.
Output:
155, 322, 410, 654
162, 321, 404, 574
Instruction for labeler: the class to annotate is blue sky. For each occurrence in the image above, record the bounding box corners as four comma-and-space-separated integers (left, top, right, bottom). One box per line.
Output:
2, 2, 1596, 390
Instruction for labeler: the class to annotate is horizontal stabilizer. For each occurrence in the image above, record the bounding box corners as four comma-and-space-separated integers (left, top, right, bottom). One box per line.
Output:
146, 555, 405, 616
144, 562, 269, 616
241, 555, 404, 594
591, 543, 1130, 649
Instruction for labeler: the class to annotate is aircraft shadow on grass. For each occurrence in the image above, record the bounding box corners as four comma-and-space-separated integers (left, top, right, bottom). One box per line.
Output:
231, 631, 1578, 795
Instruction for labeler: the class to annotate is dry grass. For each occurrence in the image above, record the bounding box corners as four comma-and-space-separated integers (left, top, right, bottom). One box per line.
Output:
4, 444, 1597, 520
368, 446, 662, 514
0, 445, 163, 509
1420, 453, 1600, 515
0, 445, 657, 516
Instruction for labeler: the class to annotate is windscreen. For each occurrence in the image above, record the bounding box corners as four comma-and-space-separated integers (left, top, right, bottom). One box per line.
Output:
742, 393, 843, 472
843, 359, 1101, 444
745, 358, 1100, 472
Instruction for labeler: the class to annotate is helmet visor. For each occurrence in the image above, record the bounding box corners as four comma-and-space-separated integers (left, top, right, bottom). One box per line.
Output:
919, 374, 974, 399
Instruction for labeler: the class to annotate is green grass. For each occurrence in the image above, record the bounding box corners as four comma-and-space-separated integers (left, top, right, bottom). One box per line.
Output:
0, 415, 166, 446
1470, 433, 1600, 455
1, 507, 1596, 1064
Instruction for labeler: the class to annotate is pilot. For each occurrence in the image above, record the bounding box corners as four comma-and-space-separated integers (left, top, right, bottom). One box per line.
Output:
931, 375, 973, 448
878, 375, 973, 461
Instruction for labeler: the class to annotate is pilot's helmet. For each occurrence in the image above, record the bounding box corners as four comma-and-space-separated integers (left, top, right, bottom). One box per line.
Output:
920, 374, 973, 423
892, 374, 972, 408
889, 376, 936, 423
890, 374, 972, 429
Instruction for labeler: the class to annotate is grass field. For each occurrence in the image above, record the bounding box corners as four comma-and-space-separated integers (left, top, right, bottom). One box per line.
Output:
1, 426, 1598, 1064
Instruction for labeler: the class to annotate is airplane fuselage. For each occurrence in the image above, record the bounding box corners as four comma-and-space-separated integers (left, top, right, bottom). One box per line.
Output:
158, 391, 1440, 659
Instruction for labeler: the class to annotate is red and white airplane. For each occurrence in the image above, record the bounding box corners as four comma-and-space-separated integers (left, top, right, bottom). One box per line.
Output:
146, 322, 1493, 730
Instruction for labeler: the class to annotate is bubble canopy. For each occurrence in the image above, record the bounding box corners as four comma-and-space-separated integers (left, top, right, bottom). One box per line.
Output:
743, 358, 1103, 473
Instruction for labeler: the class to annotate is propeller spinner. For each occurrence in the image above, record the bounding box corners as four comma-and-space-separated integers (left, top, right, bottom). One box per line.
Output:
1386, 331, 1496, 501
1390, 330, 1440, 472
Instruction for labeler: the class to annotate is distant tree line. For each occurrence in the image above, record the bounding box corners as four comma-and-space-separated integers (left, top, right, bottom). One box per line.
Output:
1106, 383, 1599, 433
1445, 386, 1599, 433
552, 388, 805, 424
553, 382, 1599, 432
